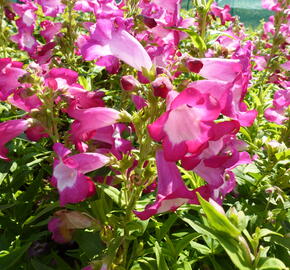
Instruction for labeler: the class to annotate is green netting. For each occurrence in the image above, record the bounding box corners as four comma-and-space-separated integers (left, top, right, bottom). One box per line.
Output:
182, 0, 274, 27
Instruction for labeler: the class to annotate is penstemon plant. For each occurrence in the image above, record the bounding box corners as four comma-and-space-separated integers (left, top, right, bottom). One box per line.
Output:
0, 0, 289, 270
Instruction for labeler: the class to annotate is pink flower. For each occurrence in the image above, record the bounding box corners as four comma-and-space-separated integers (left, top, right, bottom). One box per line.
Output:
75, 0, 96, 13
148, 87, 221, 161
281, 61, 290, 71
10, 2, 38, 55
66, 87, 105, 109
10, 25, 37, 55
264, 89, 290, 124
8, 87, 42, 112
253, 56, 267, 71
51, 143, 109, 206
37, 0, 66, 17
262, 0, 282, 11
0, 119, 31, 160
131, 94, 147, 110
182, 123, 251, 203
40, 21, 62, 42
134, 150, 210, 220
210, 3, 235, 25
68, 105, 120, 149
0, 58, 26, 101
45, 68, 78, 90
78, 19, 152, 71
197, 58, 242, 82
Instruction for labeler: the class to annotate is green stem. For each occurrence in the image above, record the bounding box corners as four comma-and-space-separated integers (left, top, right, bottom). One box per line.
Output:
0, 1, 7, 57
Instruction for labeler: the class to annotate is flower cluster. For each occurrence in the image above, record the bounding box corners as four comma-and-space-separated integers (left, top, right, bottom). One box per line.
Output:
1, 3, 289, 267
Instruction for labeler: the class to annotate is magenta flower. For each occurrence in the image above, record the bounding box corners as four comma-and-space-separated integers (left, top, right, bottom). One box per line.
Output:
37, 0, 66, 17
0, 119, 31, 160
51, 143, 109, 206
253, 56, 267, 71
8, 87, 42, 112
134, 150, 210, 220
182, 122, 251, 203
40, 21, 62, 43
197, 58, 242, 82
264, 89, 290, 124
68, 105, 120, 149
210, 3, 235, 25
45, 68, 78, 90
10, 2, 38, 55
262, 0, 283, 11
148, 87, 221, 161
78, 19, 152, 71
0, 58, 26, 101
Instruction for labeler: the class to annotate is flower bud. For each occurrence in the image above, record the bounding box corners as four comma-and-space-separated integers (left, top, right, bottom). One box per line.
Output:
151, 77, 173, 98
120, 75, 140, 91
143, 16, 157, 28
185, 58, 204, 73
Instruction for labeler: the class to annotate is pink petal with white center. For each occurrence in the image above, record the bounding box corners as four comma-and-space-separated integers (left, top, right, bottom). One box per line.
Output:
52, 143, 109, 205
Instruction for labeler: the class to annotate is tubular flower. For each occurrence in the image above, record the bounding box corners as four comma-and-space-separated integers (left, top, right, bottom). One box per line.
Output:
51, 143, 109, 206
148, 87, 221, 161
0, 119, 31, 160
78, 19, 152, 71
134, 150, 210, 220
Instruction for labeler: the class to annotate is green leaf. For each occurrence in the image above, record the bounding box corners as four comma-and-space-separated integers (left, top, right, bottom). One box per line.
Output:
214, 234, 253, 270
205, 0, 214, 11
157, 214, 178, 241
126, 219, 149, 237
74, 231, 104, 259
175, 233, 200, 255
197, 193, 241, 238
23, 202, 59, 226
180, 214, 252, 270
255, 228, 283, 240
31, 260, 55, 270
51, 252, 73, 270
0, 243, 31, 270
257, 257, 287, 270
189, 241, 211, 255
266, 235, 290, 250
96, 183, 125, 207
169, 27, 207, 51
275, 149, 290, 160
153, 241, 169, 270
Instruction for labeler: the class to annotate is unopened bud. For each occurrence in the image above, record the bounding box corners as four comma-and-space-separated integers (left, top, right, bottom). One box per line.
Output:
151, 76, 173, 98
142, 16, 157, 28
120, 75, 140, 91
118, 110, 132, 122
186, 58, 204, 73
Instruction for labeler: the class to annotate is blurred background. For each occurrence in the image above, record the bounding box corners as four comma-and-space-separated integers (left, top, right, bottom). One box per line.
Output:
182, 0, 274, 27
